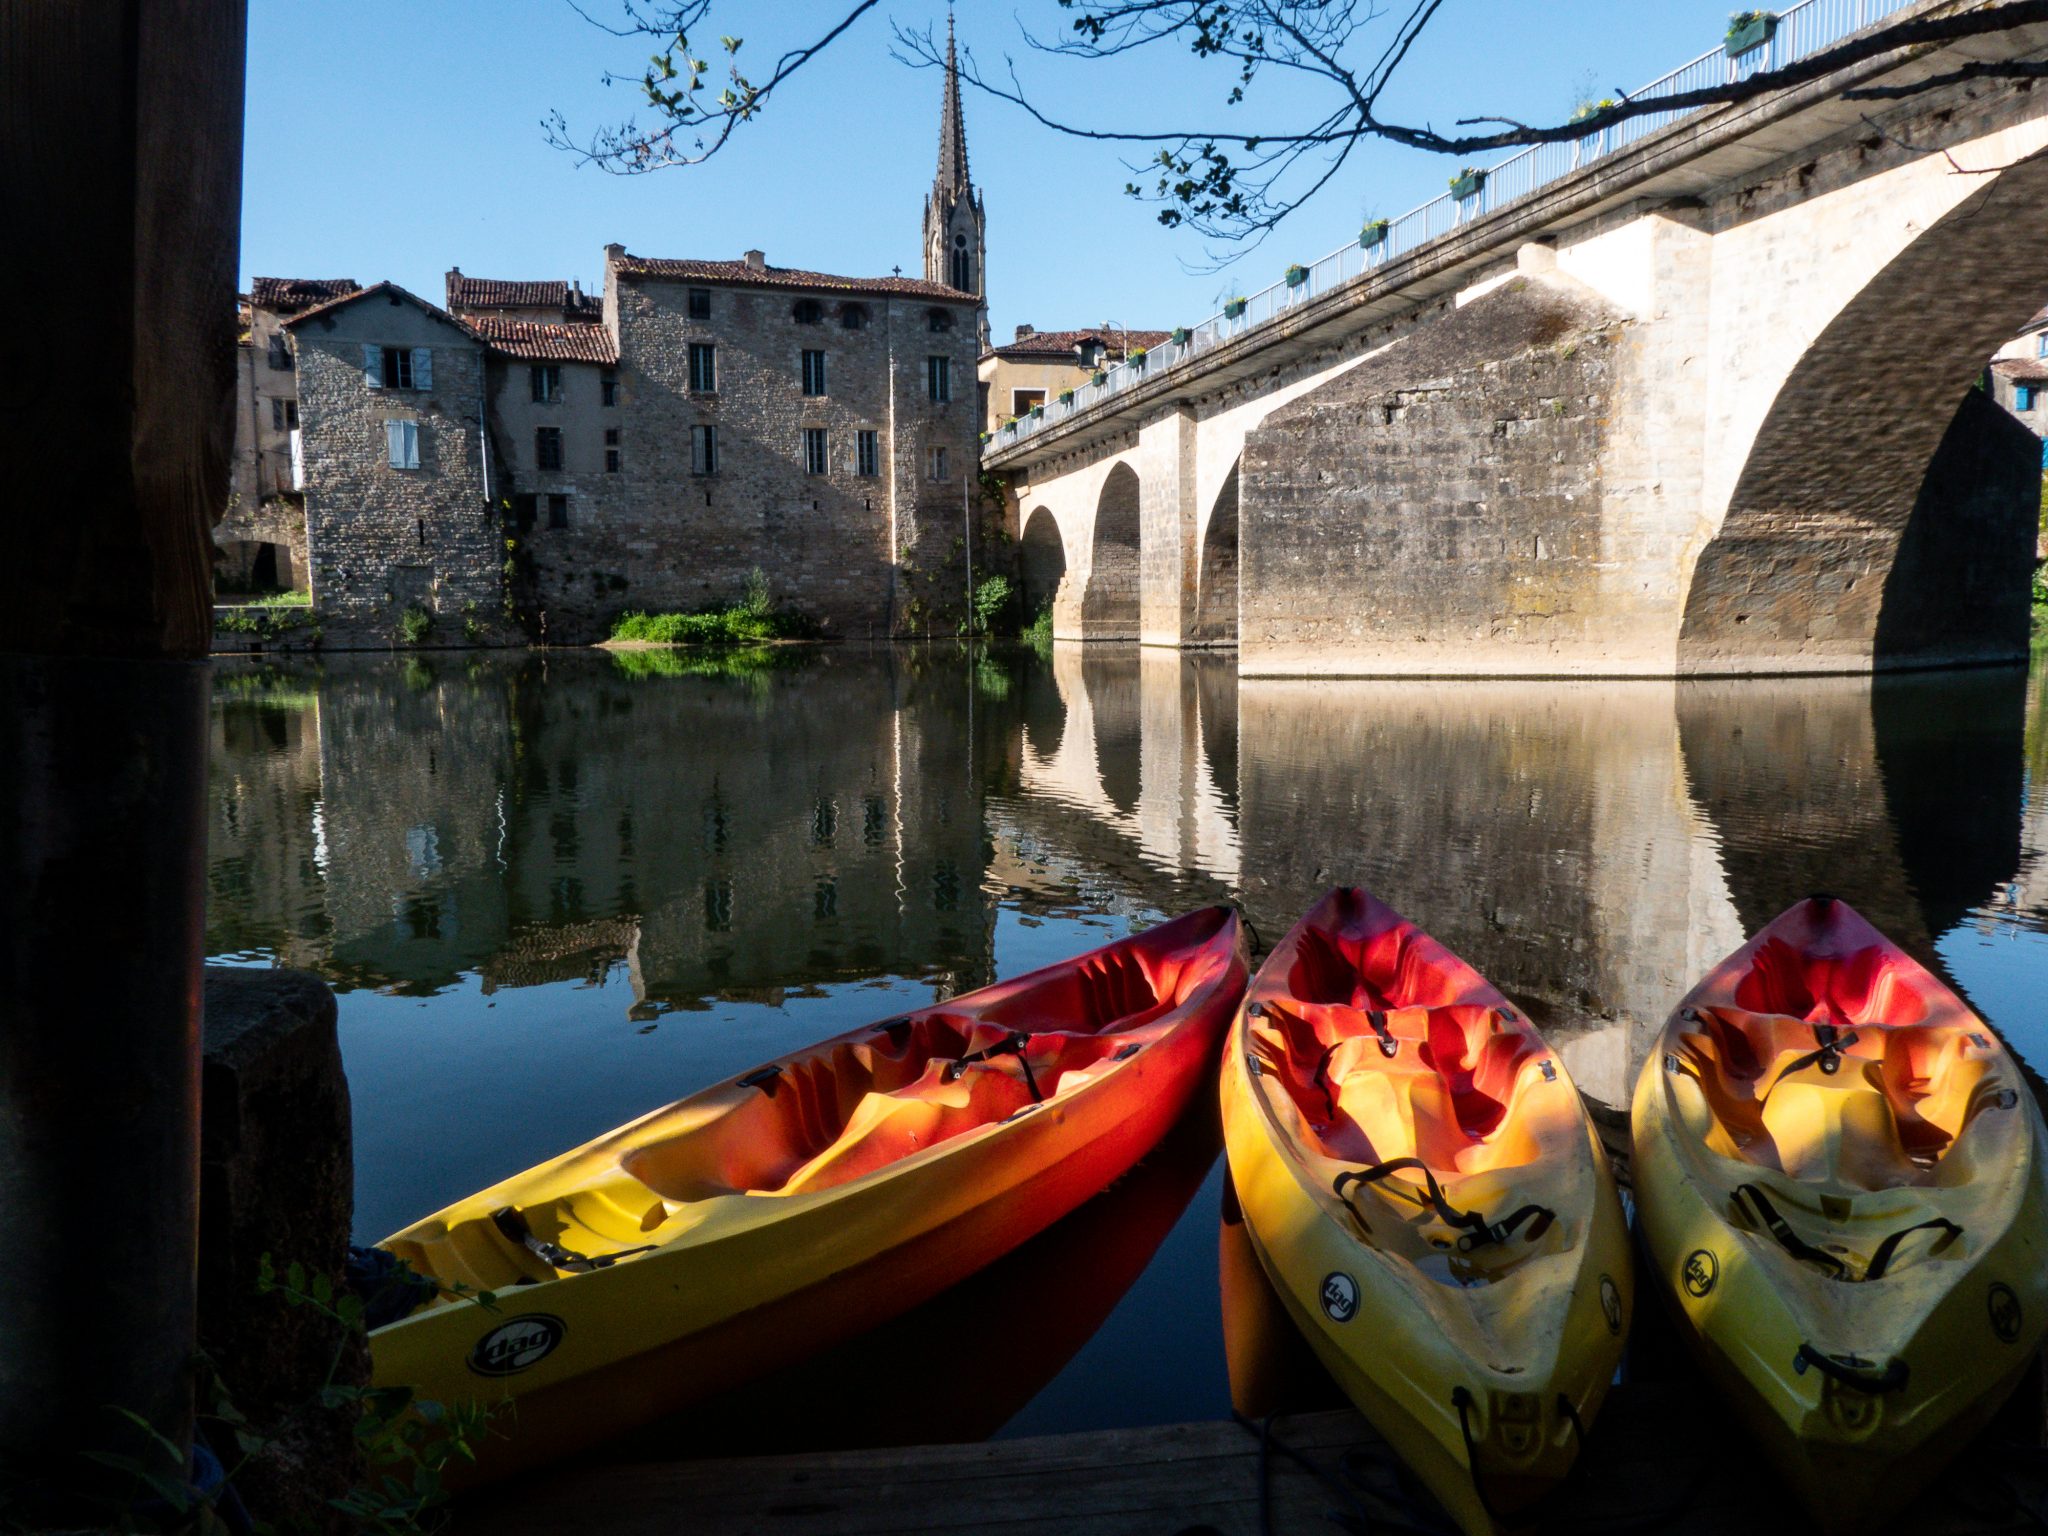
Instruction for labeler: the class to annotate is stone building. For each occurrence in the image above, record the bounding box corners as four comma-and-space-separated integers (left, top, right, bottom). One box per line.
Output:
978, 326, 1170, 438
286, 282, 507, 647
242, 22, 990, 648
1989, 305, 2048, 444
220, 276, 356, 591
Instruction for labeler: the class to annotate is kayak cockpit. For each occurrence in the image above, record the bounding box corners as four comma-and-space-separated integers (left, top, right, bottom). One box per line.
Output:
383, 911, 1235, 1304
1671, 931, 2012, 1189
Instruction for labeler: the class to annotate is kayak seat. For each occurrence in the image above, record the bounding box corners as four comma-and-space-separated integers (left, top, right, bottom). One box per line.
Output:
1286, 906, 1484, 1012
621, 1021, 1132, 1203
1759, 1076, 1919, 1189
1732, 936, 1933, 1030
1248, 1002, 1548, 1173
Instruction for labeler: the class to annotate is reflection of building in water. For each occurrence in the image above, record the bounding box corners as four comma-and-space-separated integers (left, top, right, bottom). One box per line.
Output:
204, 654, 996, 1011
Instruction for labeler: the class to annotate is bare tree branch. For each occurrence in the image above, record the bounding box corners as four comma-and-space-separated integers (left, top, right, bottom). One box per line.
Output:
555, 0, 2048, 245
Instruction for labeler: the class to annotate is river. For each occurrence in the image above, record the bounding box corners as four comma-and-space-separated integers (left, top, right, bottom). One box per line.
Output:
204, 643, 2048, 1441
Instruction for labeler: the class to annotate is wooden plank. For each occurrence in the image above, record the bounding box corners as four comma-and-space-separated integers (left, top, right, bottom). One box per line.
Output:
459, 1376, 2048, 1536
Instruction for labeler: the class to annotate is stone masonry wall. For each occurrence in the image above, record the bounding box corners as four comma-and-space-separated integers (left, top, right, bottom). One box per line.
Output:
1240, 272, 1627, 674
533, 270, 985, 644
294, 298, 508, 647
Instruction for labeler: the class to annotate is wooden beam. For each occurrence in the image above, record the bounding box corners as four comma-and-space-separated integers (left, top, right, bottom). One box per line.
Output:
0, 0, 246, 1514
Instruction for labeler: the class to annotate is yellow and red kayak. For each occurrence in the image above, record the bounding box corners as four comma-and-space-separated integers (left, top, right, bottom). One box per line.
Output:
1220, 888, 1630, 1536
1633, 895, 2048, 1531
371, 906, 1247, 1483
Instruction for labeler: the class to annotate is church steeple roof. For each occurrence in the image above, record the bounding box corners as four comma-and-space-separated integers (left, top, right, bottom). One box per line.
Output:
935, 10, 971, 198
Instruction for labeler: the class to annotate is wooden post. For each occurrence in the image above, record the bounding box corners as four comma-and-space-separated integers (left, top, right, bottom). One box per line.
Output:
0, 0, 246, 1514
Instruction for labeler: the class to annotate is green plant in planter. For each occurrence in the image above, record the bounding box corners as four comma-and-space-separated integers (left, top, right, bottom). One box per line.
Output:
1223, 297, 1248, 320
1449, 167, 1486, 200
1128, 347, 1149, 368
979, 430, 991, 444
1029, 402, 1044, 418
1569, 97, 1618, 124
1725, 10, 1775, 54
1284, 263, 1309, 287
1058, 388, 1075, 405
1170, 326, 1191, 345
1091, 369, 1108, 386
1359, 218, 1390, 248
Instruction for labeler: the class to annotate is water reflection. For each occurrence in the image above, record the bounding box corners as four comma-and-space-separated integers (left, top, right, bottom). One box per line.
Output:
207, 643, 2045, 1433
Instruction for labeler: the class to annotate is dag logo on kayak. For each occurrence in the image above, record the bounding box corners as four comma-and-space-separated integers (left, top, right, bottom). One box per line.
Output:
1322, 1271, 1360, 1323
469, 1314, 567, 1376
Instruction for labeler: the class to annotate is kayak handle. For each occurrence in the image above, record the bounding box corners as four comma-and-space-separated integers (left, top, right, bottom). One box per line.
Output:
1793, 1343, 1908, 1394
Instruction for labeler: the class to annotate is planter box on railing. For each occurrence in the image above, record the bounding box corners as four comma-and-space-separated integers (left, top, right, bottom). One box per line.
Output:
1058, 389, 1075, 406
1449, 168, 1486, 201
1128, 349, 1148, 370
1171, 327, 1191, 345
1029, 403, 1044, 419
1091, 370, 1108, 387
1223, 298, 1248, 320
1284, 264, 1309, 288
1359, 219, 1390, 248
1725, 11, 1775, 56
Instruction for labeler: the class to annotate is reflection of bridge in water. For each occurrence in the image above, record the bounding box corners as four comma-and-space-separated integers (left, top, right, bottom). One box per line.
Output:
1005, 648, 2027, 1107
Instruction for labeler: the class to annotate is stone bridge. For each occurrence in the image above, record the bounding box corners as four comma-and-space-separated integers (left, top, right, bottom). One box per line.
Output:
988, 0, 2048, 675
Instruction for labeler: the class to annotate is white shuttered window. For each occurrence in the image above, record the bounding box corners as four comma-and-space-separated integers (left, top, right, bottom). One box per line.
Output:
385, 419, 420, 470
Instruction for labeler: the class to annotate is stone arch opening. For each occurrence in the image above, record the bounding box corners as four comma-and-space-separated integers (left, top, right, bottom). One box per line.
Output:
1019, 506, 1067, 628
1679, 150, 2048, 674
1083, 463, 1141, 640
1190, 463, 1240, 646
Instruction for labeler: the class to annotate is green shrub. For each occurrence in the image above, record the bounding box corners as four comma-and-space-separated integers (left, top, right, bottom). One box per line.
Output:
397, 605, 432, 645
1022, 602, 1054, 652
967, 573, 1015, 636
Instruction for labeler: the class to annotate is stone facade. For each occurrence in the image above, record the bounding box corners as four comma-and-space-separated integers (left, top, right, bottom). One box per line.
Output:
978, 327, 1171, 438
290, 285, 508, 647
219, 278, 355, 592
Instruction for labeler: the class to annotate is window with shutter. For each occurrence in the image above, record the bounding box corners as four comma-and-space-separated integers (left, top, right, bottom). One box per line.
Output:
856, 430, 879, 478
364, 344, 383, 388
690, 425, 718, 475
926, 356, 951, 403
689, 344, 716, 393
803, 427, 828, 475
411, 348, 432, 390
386, 419, 420, 470
535, 427, 564, 471
802, 350, 827, 396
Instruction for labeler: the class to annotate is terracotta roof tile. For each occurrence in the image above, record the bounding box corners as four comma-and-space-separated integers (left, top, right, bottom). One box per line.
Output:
613, 252, 974, 302
984, 327, 1172, 362
250, 277, 361, 316
467, 315, 620, 366
446, 273, 600, 318
1994, 358, 2048, 383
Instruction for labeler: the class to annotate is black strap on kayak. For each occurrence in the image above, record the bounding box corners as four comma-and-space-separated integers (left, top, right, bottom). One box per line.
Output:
1451, 1388, 1592, 1529
1309, 1016, 1402, 1120
1777, 1022, 1861, 1079
491, 1207, 656, 1275
1335, 1158, 1555, 1252
1366, 1009, 1401, 1058
942, 1030, 1043, 1102
1794, 1343, 1909, 1394
1734, 1183, 1848, 1279
1737, 1183, 1962, 1281
1864, 1215, 1962, 1279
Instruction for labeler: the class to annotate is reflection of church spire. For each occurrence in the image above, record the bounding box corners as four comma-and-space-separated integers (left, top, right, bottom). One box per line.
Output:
923, 6, 988, 348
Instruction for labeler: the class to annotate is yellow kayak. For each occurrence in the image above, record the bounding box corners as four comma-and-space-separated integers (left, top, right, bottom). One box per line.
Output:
1633, 894, 2048, 1530
371, 906, 1247, 1483
1220, 888, 1631, 1536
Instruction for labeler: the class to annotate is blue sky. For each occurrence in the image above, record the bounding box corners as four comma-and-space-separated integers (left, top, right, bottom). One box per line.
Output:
243, 1, 1743, 334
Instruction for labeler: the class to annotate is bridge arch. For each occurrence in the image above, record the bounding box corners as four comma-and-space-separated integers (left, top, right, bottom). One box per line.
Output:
1019, 506, 1068, 632
1190, 462, 1240, 647
1083, 463, 1142, 640
1679, 145, 2048, 674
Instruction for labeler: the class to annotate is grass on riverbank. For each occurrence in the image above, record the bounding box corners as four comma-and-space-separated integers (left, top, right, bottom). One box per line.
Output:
609, 572, 819, 649
220, 588, 313, 608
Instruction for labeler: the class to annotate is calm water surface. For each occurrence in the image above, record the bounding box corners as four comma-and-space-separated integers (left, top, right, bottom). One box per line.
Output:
204, 644, 2048, 1441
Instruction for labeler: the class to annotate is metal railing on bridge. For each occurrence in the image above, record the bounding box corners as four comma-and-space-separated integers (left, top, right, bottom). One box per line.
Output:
990, 0, 1916, 450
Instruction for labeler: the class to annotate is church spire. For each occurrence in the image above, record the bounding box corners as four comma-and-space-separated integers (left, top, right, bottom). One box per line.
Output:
923, 5, 988, 347
936, 10, 970, 197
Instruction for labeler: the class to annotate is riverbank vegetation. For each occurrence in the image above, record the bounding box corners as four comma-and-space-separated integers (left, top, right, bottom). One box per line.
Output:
609, 570, 819, 648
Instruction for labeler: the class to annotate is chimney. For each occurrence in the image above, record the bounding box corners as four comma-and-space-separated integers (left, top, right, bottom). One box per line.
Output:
571, 279, 585, 303
743, 249, 767, 272
603, 242, 625, 262
1014, 323, 1034, 340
